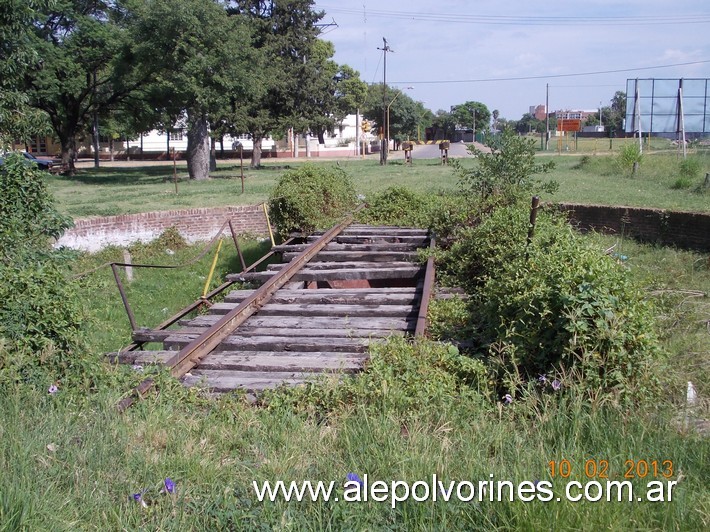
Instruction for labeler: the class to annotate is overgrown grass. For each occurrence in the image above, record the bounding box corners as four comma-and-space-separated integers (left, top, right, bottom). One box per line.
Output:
46, 151, 710, 218
1, 232, 708, 529
1, 381, 707, 530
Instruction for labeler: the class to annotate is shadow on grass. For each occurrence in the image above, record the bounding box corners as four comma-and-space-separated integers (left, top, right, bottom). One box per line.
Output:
63, 166, 188, 186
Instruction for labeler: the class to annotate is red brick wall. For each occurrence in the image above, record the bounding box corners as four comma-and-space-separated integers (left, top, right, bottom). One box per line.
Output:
557, 203, 710, 252
56, 204, 270, 252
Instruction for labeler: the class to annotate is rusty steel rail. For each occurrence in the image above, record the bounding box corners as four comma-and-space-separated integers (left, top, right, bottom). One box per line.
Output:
415, 237, 436, 337
117, 214, 357, 411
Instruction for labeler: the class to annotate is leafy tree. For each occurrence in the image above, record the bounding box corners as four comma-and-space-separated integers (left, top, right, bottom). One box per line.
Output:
608, 90, 626, 134
329, 64, 367, 141
0, 0, 53, 145
514, 113, 544, 135
295, 41, 367, 145
451, 101, 491, 134
19, 0, 145, 173
132, 0, 256, 180
430, 109, 457, 140
227, 0, 330, 168
361, 83, 421, 142
491, 109, 500, 131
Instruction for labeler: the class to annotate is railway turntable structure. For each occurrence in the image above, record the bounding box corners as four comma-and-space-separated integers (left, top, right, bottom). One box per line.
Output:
111, 221, 435, 406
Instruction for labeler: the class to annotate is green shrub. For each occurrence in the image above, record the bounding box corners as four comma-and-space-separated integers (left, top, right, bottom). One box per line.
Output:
357, 186, 429, 227
671, 176, 694, 189
445, 202, 662, 403
455, 128, 557, 201
262, 336, 489, 415
267, 164, 357, 237
0, 153, 87, 388
616, 142, 643, 176
0, 153, 72, 260
679, 156, 702, 179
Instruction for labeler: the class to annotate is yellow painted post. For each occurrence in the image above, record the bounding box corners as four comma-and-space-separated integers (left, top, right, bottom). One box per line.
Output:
262, 202, 276, 247
202, 239, 223, 298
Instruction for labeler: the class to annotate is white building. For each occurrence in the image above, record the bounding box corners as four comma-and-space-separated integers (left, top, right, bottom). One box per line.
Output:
86, 114, 375, 159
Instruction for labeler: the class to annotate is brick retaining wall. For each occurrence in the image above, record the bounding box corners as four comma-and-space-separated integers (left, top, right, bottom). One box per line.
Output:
54, 201, 710, 253
56, 204, 269, 252
557, 203, 710, 252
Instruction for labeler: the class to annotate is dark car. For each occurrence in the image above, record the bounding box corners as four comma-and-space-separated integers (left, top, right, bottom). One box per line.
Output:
0, 152, 54, 171
22, 152, 54, 171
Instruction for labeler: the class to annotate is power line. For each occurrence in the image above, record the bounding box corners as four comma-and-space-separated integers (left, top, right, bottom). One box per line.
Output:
315, 5, 710, 26
391, 59, 710, 85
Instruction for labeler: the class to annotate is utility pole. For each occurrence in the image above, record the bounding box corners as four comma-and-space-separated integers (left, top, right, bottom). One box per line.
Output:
545, 83, 549, 150
378, 37, 393, 165
472, 108, 476, 143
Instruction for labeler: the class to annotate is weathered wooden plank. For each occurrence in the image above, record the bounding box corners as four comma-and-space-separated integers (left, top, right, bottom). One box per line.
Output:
132, 327, 211, 343
272, 242, 422, 253
197, 351, 367, 372
182, 370, 327, 392
242, 265, 422, 283
317, 227, 429, 236
308, 235, 428, 245
138, 325, 401, 341
180, 314, 416, 331
282, 250, 418, 263
164, 334, 372, 352
223, 288, 419, 306
265, 260, 418, 272
107, 350, 175, 365
231, 326, 402, 338
210, 303, 417, 318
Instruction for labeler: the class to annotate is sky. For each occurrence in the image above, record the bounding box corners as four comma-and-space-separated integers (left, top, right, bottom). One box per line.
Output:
312, 0, 710, 121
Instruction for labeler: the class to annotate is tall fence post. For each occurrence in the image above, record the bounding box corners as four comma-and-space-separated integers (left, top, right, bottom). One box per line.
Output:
525, 196, 540, 260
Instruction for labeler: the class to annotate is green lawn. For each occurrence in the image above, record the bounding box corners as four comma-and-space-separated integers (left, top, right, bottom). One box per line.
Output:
2, 233, 708, 529
48, 150, 710, 218
2, 150, 708, 529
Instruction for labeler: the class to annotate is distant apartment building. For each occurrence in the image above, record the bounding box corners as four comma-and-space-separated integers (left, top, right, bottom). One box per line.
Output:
528, 105, 599, 122
529, 104, 547, 121
552, 109, 598, 121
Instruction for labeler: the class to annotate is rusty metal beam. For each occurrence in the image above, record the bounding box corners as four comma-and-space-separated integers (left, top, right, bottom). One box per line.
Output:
415, 237, 436, 337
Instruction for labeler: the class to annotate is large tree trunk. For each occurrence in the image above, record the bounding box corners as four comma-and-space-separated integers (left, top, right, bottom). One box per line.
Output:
251, 134, 263, 168
59, 135, 77, 175
187, 114, 210, 180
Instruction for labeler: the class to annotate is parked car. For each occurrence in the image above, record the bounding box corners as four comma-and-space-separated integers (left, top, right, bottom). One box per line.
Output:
22, 152, 54, 171
0, 152, 54, 171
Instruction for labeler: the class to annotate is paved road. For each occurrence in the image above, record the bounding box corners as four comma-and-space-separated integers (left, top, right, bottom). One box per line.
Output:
72, 140, 489, 169
387, 141, 488, 161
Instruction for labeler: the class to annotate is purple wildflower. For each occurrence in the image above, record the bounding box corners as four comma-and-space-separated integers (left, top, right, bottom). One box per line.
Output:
503, 394, 513, 404
164, 477, 176, 494
537, 374, 547, 383
48, 384, 58, 395
552, 379, 562, 391
132, 492, 148, 508
346, 473, 364, 486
